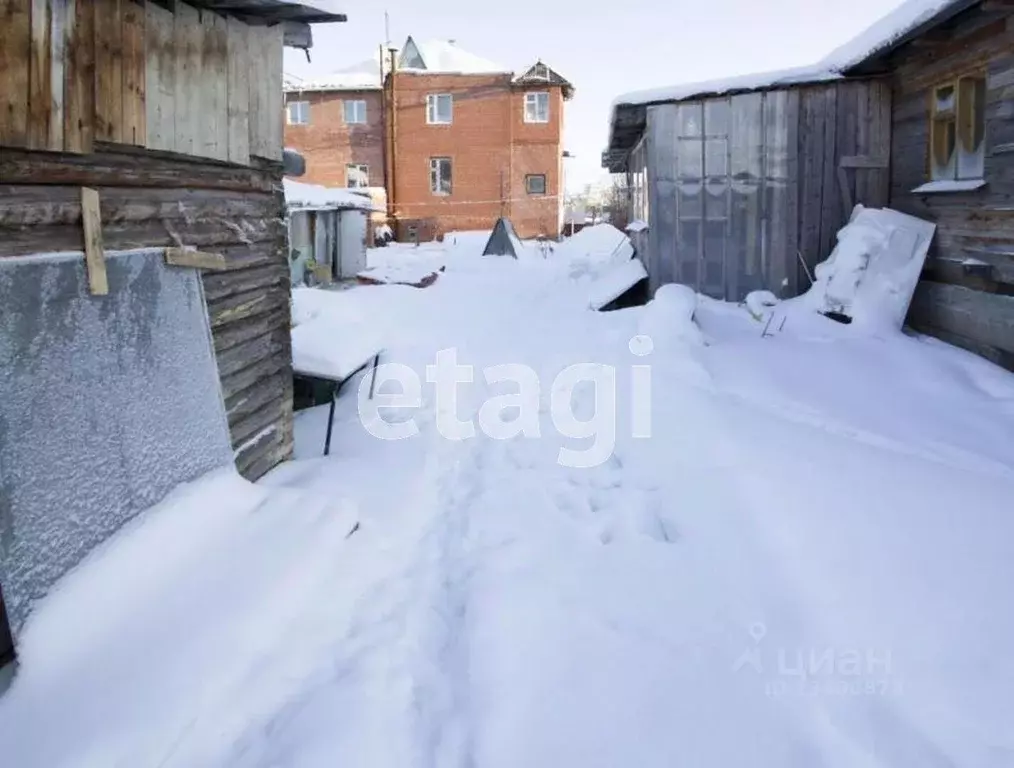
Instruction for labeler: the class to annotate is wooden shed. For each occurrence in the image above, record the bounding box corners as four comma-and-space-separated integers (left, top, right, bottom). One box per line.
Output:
604, 74, 892, 301
0, 0, 346, 478
844, 0, 1014, 370
605, 0, 1014, 371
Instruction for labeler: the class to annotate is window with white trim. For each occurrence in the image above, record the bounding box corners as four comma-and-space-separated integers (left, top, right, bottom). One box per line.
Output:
524, 92, 550, 123
346, 164, 369, 188
426, 94, 453, 124
430, 157, 452, 195
525, 174, 547, 195
343, 99, 367, 124
930, 73, 986, 181
286, 100, 310, 125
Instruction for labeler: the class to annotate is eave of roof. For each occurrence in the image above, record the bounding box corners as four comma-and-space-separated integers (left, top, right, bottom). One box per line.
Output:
182, 1, 346, 24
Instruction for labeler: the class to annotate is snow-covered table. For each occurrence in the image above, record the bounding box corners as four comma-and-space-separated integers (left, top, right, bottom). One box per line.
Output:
291, 324, 383, 455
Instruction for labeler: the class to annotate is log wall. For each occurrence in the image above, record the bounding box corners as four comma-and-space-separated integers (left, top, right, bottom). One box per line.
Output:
888, 5, 1014, 370
0, 144, 294, 478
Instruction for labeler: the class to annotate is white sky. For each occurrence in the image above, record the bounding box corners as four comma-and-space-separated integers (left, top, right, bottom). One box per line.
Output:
286, 0, 910, 192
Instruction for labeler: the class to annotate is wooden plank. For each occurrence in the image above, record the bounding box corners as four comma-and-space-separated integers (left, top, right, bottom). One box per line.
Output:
837, 166, 854, 219
819, 86, 840, 257
165, 246, 227, 269
121, 0, 145, 146
80, 187, 108, 295
0, 143, 278, 191
28, 0, 53, 149
49, 0, 67, 150
226, 15, 250, 165
173, 0, 201, 156
264, 24, 283, 161
63, 0, 94, 153
840, 155, 890, 169
144, 0, 174, 151
909, 281, 1014, 355
0, 0, 32, 147
246, 23, 269, 159
200, 9, 228, 160
94, 0, 124, 143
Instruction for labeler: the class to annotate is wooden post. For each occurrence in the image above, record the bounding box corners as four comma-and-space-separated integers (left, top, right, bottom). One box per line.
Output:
80, 187, 109, 295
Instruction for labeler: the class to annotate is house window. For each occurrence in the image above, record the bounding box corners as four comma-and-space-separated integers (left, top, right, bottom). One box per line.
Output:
343, 99, 367, 124
286, 100, 310, 125
430, 157, 452, 195
931, 74, 986, 181
426, 94, 453, 124
524, 92, 550, 123
346, 164, 369, 188
525, 174, 547, 195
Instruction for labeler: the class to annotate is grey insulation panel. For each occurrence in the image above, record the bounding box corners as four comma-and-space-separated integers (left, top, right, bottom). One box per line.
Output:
0, 250, 233, 635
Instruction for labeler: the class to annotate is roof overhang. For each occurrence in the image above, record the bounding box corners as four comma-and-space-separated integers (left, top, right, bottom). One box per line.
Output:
181, 1, 347, 25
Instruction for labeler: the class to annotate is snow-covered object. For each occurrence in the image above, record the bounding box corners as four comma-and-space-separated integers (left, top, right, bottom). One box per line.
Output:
638, 283, 705, 347
822, 0, 966, 71
625, 219, 649, 233
613, 62, 841, 109
801, 205, 936, 329
745, 290, 780, 322
0, 250, 233, 633
284, 62, 382, 92
284, 179, 379, 211
587, 258, 648, 310
612, 1, 965, 109
559, 223, 634, 263
399, 37, 508, 75
291, 317, 383, 381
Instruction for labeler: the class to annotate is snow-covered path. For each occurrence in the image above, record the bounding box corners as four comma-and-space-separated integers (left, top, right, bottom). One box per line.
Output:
2, 237, 1013, 766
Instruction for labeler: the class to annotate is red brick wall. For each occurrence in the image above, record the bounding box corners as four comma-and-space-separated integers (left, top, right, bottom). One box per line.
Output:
391, 73, 564, 240
283, 90, 385, 190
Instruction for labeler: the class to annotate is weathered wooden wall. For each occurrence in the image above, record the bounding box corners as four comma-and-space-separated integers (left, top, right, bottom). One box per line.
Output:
0, 0, 283, 163
0, 145, 294, 478
795, 79, 893, 285
887, 6, 1014, 370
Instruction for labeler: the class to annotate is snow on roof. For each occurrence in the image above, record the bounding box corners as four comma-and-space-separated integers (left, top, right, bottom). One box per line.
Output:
611, 0, 970, 109
823, 0, 973, 71
399, 37, 509, 75
283, 179, 380, 211
284, 59, 382, 92
612, 62, 841, 110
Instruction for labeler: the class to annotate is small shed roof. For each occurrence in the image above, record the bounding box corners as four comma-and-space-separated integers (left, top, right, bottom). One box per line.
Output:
283, 179, 381, 211
185, 1, 347, 24
603, 0, 984, 171
514, 61, 575, 99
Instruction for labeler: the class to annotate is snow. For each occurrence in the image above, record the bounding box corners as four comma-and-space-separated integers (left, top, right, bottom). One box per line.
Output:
625, 219, 649, 233
822, 0, 965, 71
797, 205, 936, 330
284, 60, 383, 92
284, 179, 379, 211
558, 223, 634, 263
745, 289, 781, 322
4, 232, 1014, 766
586, 258, 647, 310
612, 1, 964, 108
291, 290, 384, 380
401, 38, 509, 75
911, 178, 988, 194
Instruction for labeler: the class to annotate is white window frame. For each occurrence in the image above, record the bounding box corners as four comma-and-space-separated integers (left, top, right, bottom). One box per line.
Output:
525, 174, 547, 195
524, 92, 550, 124
430, 157, 452, 195
426, 93, 453, 125
343, 99, 367, 124
346, 164, 369, 189
286, 100, 310, 125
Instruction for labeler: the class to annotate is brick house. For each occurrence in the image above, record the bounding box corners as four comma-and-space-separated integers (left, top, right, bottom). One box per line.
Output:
284, 38, 573, 240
